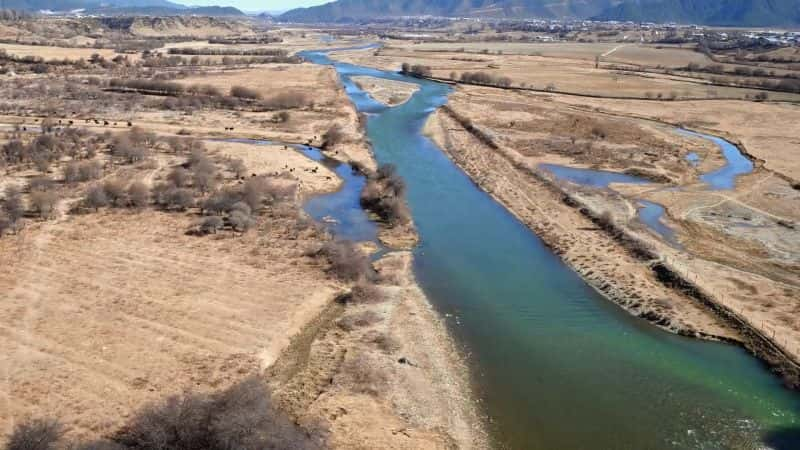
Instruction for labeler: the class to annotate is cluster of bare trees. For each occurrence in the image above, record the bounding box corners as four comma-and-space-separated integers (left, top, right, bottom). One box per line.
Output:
360, 164, 411, 226
0, 185, 24, 236
458, 71, 513, 87
167, 47, 288, 57
197, 173, 295, 234
1, 126, 99, 172
5, 377, 321, 450
107, 79, 310, 112
84, 180, 149, 211
109, 78, 185, 96
400, 63, 432, 77
142, 53, 300, 68
684, 62, 800, 94
208, 36, 283, 45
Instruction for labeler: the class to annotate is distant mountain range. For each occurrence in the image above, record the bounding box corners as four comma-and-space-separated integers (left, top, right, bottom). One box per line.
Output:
1, 0, 245, 16
594, 0, 800, 26
279, 0, 619, 22
279, 0, 800, 26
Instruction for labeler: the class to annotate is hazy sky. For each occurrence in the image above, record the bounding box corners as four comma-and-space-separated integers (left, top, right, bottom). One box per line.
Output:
180, 0, 329, 12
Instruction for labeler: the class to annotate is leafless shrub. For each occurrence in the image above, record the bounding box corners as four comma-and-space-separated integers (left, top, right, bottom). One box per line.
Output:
349, 280, 386, 304
109, 78, 184, 96
263, 92, 308, 109
65, 161, 103, 183
119, 376, 319, 450
340, 352, 388, 396
230, 85, 261, 100
111, 135, 148, 164
85, 184, 109, 211
5, 418, 63, 450
198, 215, 224, 234
167, 167, 192, 188
271, 111, 290, 123
103, 179, 128, 207
360, 164, 410, 225
29, 191, 59, 219
322, 125, 345, 149
226, 158, 247, 178
365, 331, 401, 353
127, 182, 150, 208
190, 152, 217, 194
3, 185, 25, 224
337, 310, 382, 331
400, 63, 432, 77
318, 240, 373, 282
28, 176, 55, 192
164, 187, 195, 211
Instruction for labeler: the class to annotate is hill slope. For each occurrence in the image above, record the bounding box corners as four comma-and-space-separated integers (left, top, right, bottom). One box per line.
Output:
594, 0, 800, 26
0, 0, 244, 16
279, 0, 619, 22
279, 0, 800, 25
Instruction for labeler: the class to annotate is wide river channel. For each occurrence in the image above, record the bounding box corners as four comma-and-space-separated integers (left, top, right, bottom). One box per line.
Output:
298, 47, 800, 449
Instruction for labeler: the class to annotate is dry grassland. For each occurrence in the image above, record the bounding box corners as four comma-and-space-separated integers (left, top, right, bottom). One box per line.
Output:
0, 43, 119, 61
331, 45, 800, 101
0, 206, 338, 441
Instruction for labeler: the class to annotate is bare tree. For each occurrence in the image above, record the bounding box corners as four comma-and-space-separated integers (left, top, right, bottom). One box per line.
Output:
226, 158, 247, 179
85, 184, 109, 211
167, 167, 192, 188
3, 185, 25, 224
127, 182, 150, 208
29, 191, 60, 219
103, 179, 127, 207
199, 216, 223, 234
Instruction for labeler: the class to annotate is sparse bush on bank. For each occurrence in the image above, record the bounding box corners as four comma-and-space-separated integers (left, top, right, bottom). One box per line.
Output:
322, 124, 345, 149
230, 85, 261, 100
7, 377, 320, 450
400, 63, 432, 77
318, 240, 374, 282
360, 163, 410, 226
459, 71, 512, 87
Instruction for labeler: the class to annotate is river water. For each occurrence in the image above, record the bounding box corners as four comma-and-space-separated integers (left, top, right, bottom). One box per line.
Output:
298, 48, 800, 449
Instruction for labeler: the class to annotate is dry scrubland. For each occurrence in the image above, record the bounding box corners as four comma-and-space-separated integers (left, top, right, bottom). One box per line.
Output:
0, 22, 485, 449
